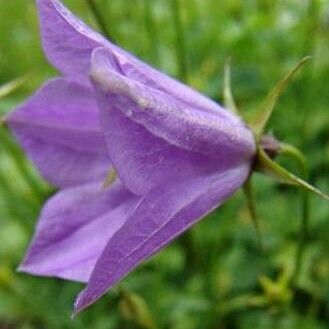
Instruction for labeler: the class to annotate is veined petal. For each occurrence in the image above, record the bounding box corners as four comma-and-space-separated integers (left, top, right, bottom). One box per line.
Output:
91, 55, 254, 157
19, 181, 140, 283
91, 50, 255, 195
102, 47, 231, 116
36, 0, 234, 114
74, 163, 251, 313
36, 0, 108, 80
7, 78, 110, 188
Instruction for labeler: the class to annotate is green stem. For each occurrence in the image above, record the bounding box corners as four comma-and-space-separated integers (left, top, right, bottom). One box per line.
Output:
170, 0, 196, 274
143, 1, 159, 65
0, 128, 46, 203
170, 0, 188, 82
243, 179, 263, 251
85, 0, 113, 41
178, 229, 199, 275
279, 143, 309, 285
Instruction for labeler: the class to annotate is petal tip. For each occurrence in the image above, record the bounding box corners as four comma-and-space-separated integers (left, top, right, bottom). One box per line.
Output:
89, 66, 109, 89
73, 290, 90, 316
90, 57, 132, 100
90, 49, 118, 87
17, 260, 39, 276
91, 49, 148, 111
73, 285, 108, 315
17, 256, 31, 274
16, 265, 26, 274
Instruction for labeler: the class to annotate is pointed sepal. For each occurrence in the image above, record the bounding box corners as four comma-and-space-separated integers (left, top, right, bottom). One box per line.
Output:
251, 57, 311, 137
223, 58, 239, 115
256, 147, 329, 201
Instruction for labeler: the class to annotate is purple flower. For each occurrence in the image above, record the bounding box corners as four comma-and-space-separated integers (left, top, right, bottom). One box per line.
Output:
7, 0, 256, 313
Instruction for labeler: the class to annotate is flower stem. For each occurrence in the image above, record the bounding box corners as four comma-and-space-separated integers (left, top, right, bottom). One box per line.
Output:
85, 0, 113, 41
143, 1, 159, 66
170, 0, 196, 273
279, 143, 310, 285
170, 0, 188, 82
243, 179, 263, 251
0, 127, 46, 203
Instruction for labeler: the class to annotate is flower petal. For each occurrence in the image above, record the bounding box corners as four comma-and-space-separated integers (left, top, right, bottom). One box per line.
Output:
36, 0, 108, 80
91, 56, 254, 156
37, 0, 233, 114
74, 164, 250, 313
102, 47, 229, 115
19, 181, 140, 283
91, 50, 255, 195
7, 78, 110, 188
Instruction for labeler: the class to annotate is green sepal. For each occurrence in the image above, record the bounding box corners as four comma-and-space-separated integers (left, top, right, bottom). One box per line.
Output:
251, 57, 311, 137
278, 143, 307, 176
223, 58, 240, 115
256, 147, 329, 201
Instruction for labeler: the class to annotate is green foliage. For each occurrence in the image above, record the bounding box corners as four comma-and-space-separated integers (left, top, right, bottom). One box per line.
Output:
0, 0, 328, 328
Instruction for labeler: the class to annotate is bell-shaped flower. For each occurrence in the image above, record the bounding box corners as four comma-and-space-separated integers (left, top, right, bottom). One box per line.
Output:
5, 0, 260, 313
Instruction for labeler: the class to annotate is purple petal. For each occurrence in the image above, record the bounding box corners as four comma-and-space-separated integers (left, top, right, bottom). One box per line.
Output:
36, 0, 108, 81
74, 164, 250, 313
7, 78, 110, 188
19, 181, 140, 283
102, 47, 232, 116
90, 49, 255, 195
91, 49, 254, 156
36, 0, 233, 114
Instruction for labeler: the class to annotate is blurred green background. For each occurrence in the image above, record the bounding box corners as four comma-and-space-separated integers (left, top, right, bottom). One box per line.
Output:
0, 0, 329, 328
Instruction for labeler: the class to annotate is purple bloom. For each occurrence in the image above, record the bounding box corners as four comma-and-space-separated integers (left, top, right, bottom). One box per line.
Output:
7, 0, 256, 313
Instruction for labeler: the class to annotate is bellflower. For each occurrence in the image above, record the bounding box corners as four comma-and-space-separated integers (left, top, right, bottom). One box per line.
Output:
7, 0, 257, 313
